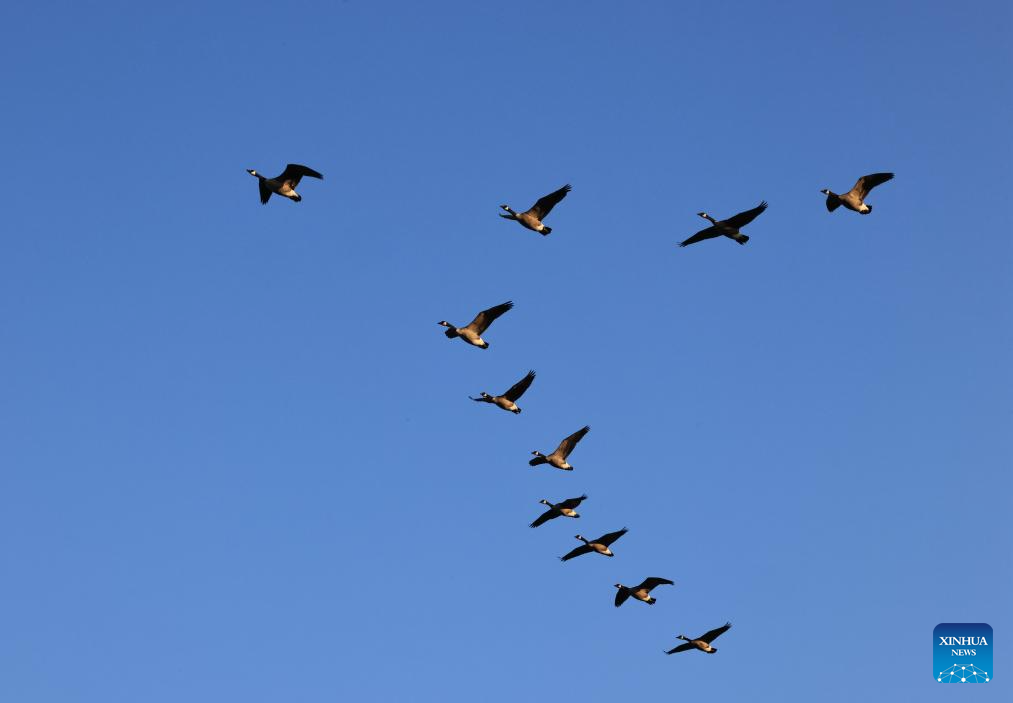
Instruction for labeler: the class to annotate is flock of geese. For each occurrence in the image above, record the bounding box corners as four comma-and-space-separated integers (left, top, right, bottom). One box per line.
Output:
247, 163, 896, 658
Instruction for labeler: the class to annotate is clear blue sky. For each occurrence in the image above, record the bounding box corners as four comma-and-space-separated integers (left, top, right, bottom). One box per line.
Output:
1, 1, 1010, 701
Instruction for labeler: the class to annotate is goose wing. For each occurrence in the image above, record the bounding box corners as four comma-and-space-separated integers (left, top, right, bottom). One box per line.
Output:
722, 201, 767, 230
851, 172, 894, 200
665, 642, 694, 655
615, 588, 631, 607
595, 527, 628, 547
636, 577, 674, 592
464, 300, 513, 335
699, 621, 732, 644
258, 180, 272, 204
679, 226, 721, 247
555, 494, 587, 511
529, 507, 559, 528
502, 370, 535, 401
560, 543, 593, 561
527, 184, 571, 220
554, 426, 590, 459
277, 163, 324, 187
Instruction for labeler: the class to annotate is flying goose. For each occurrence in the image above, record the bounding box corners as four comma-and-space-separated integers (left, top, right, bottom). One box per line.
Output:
470, 370, 535, 414
821, 172, 894, 214
614, 577, 675, 607
247, 164, 323, 204
559, 528, 627, 561
529, 426, 590, 471
665, 622, 732, 655
500, 184, 571, 235
438, 301, 513, 349
530, 495, 587, 528
679, 201, 767, 247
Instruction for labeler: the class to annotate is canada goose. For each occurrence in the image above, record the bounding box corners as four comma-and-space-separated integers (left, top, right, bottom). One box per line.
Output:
438, 301, 513, 349
246, 164, 323, 204
679, 201, 767, 247
499, 184, 571, 235
530, 495, 587, 528
559, 528, 627, 561
529, 426, 590, 471
470, 370, 535, 414
614, 577, 675, 607
665, 622, 732, 655
821, 172, 894, 214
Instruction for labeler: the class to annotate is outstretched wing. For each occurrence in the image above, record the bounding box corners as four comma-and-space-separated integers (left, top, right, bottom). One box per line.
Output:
554, 426, 590, 459
527, 184, 571, 220
529, 507, 558, 528
637, 577, 674, 592
560, 544, 592, 561
852, 172, 893, 200
722, 201, 767, 230
503, 370, 535, 401
665, 643, 694, 655
555, 494, 587, 511
278, 163, 324, 187
596, 527, 628, 547
528, 454, 549, 467
258, 180, 272, 204
615, 588, 631, 608
465, 300, 514, 335
699, 621, 732, 644
679, 226, 720, 247
825, 193, 840, 212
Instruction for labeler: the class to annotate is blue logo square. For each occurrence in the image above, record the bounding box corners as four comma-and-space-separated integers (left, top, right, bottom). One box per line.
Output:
934, 623, 992, 682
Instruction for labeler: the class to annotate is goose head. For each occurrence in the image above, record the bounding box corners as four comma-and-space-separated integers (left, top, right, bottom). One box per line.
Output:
697, 211, 716, 223
820, 188, 832, 195
247, 169, 259, 177
531, 450, 545, 458
437, 320, 452, 328
613, 583, 625, 590
539, 499, 552, 506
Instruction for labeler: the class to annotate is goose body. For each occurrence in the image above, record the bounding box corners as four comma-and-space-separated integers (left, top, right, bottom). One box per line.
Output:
247, 164, 323, 204
614, 577, 674, 607
439, 301, 513, 349
679, 201, 767, 247
560, 528, 627, 561
470, 370, 535, 414
821, 172, 894, 214
665, 622, 732, 655
530, 495, 587, 528
530, 425, 590, 471
500, 184, 571, 235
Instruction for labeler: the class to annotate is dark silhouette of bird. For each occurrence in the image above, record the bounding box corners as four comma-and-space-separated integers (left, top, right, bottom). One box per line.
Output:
679, 201, 767, 247
247, 164, 323, 204
665, 622, 732, 654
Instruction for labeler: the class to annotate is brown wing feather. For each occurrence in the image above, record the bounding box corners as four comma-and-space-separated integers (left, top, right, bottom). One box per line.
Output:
527, 184, 571, 220
722, 201, 767, 230
560, 544, 593, 561
465, 301, 513, 335
679, 226, 721, 247
277, 163, 324, 187
699, 622, 732, 644
555, 494, 587, 511
666, 642, 694, 654
852, 172, 894, 200
502, 370, 535, 402
595, 527, 628, 547
554, 426, 590, 459
637, 577, 674, 592
529, 507, 558, 528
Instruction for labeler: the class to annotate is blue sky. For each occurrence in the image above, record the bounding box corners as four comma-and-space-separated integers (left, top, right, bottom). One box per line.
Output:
1, 1, 1010, 700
